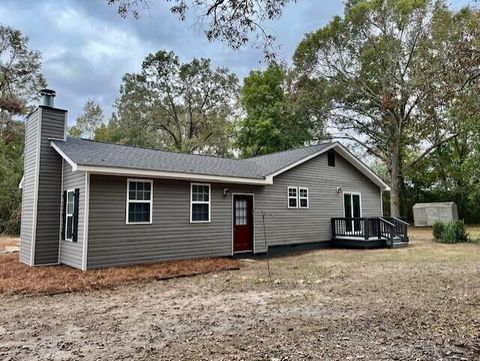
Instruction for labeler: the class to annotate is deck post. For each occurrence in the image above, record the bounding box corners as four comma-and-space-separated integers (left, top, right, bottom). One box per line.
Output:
364, 219, 369, 240
331, 219, 336, 240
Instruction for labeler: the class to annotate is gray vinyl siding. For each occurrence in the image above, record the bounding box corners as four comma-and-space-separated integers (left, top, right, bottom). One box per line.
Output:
85, 150, 381, 268
87, 176, 257, 268
252, 151, 382, 252
19, 110, 39, 265
34, 107, 66, 264
59, 162, 85, 269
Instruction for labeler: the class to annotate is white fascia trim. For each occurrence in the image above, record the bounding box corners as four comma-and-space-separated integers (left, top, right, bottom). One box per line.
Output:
265, 142, 390, 191
50, 141, 78, 170
75, 165, 271, 185
82, 172, 90, 271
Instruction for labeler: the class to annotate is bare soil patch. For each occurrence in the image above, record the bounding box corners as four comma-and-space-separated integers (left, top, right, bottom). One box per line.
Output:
0, 254, 240, 296
0, 231, 479, 360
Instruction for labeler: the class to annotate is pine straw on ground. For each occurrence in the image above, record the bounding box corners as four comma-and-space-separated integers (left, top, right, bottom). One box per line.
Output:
0, 254, 241, 296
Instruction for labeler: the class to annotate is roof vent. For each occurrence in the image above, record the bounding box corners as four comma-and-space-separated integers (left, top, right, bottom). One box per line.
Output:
40, 88, 56, 107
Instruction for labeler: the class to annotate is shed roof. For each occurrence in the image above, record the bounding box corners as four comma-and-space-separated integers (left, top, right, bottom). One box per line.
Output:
413, 202, 456, 208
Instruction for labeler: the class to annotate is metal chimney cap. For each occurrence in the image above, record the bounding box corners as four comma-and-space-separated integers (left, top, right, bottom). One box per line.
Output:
40, 88, 56, 97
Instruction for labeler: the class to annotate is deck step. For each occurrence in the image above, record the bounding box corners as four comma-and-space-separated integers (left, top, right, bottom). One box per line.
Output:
391, 241, 409, 248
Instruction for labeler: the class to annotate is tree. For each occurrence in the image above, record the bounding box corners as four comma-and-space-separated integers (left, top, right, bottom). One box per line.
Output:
94, 113, 123, 143
0, 25, 46, 117
235, 63, 315, 157
0, 25, 46, 234
107, 0, 292, 57
0, 121, 24, 234
69, 100, 104, 139
293, 0, 480, 216
421, 87, 480, 223
115, 50, 238, 156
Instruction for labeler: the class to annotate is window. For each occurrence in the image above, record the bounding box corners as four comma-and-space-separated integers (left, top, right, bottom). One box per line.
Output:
235, 199, 247, 225
191, 183, 210, 223
299, 187, 309, 208
127, 179, 153, 224
287, 187, 298, 208
328, 150, 335, 167
65, 190, 75, 241
62, 188, 79, 242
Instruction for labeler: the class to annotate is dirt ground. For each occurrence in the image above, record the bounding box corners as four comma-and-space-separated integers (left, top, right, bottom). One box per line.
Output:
1, 228, 479, 360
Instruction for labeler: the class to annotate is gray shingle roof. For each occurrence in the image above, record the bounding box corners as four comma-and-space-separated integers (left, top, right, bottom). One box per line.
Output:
51, 137, 334, 180
244, 143, 332, 175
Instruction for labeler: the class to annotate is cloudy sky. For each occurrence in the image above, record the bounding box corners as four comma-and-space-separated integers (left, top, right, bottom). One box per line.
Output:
0, 0, 473, 125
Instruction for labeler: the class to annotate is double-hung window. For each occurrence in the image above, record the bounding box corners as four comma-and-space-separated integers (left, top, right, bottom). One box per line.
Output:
191, 183, 211, 223
62, 188, 79, 242
65, 190, 75, 241
287, 187, 298, 208
299, 187, 309, 208
127, 179, 153, 224
287, 186, 309, 209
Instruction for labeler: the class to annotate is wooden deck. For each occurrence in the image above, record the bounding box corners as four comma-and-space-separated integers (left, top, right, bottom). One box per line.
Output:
331, 217, 409, 248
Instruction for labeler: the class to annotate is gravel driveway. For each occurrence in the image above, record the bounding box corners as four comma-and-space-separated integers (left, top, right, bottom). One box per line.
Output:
1, 234, 479, 360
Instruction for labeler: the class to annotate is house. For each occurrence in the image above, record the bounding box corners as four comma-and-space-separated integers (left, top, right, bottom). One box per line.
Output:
20, 90, 399, 270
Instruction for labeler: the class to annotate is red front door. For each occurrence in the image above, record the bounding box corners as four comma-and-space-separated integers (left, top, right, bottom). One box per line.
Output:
233, 195, 254, 253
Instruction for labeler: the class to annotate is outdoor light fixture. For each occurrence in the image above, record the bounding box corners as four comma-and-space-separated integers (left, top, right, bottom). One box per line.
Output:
223, 188, 230, 196
336, 187, 342, 193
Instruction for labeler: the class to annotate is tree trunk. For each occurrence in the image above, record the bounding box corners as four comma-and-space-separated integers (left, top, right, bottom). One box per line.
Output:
390, 139, 402, 217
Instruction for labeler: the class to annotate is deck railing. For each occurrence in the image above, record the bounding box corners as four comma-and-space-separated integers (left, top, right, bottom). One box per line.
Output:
331, 217, 408, 247
384, 217, 409, 243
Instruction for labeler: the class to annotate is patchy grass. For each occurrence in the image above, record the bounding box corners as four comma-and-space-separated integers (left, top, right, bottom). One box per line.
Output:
0, 254, 240, 296
1, 229, 479, 359
0, 235, 19, 251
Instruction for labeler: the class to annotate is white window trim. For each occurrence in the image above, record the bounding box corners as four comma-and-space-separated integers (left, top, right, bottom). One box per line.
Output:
287, 186, 298, 209
299, 187, 309, 209
65, 189, 75, 242
342, 191, 363, 218
342, 191, 363, 235
126, 178, 153, 225
190, 183, 211, 223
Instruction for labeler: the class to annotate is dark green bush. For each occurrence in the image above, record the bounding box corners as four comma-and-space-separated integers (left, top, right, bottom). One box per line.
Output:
432, 221, 445, 240
433, 220, 470, 243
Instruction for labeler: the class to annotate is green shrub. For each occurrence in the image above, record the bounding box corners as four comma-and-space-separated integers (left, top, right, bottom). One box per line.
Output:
432, 221, 445, 240
433, 220, 470, 243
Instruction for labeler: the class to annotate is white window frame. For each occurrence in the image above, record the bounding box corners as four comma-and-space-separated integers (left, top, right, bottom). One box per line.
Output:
343, 191, 363, 234
299, 187, 309, 209
190, 183, 211, 223
126, 178, 153, 225
65, 189, 75, 242
287, 186, 298, 209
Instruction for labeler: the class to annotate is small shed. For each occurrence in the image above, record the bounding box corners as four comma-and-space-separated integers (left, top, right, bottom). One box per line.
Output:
413, 202, 458, 226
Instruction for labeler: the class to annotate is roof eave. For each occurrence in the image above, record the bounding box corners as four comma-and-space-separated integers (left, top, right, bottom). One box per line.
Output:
51, 140, 270, 185
75, 165, 271, 185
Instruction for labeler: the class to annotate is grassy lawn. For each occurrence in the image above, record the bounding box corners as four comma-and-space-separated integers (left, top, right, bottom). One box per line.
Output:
0, 228, 479, 359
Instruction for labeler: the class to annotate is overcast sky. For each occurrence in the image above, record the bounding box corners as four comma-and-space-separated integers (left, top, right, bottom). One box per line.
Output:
0, 0, 474, 125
